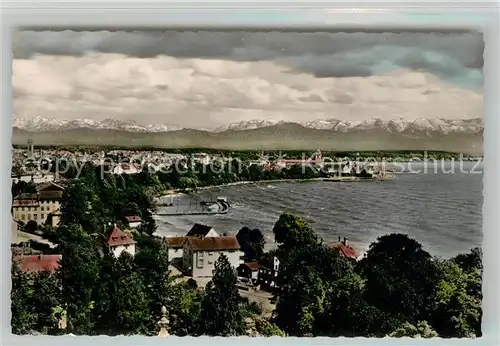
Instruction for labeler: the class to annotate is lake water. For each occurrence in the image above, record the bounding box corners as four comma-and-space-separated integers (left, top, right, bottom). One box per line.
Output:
155, 162, 483, 259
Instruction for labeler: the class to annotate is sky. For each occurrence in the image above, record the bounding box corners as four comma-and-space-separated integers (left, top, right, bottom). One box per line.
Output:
12, 15, 485, 130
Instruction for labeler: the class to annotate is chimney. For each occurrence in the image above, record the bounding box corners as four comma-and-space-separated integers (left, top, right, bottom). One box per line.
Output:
343, 237, 348, 246
338, 236, 341, 243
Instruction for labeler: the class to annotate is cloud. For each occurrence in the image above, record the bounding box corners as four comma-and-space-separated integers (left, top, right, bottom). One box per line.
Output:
13, 30, 483, 88
12, 53, 483, 130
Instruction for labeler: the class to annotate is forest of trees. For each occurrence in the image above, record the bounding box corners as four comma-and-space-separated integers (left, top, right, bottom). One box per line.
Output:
11, 161, 483, 337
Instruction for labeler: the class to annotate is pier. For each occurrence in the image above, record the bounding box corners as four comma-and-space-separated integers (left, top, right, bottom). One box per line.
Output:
153, 197, 231, 216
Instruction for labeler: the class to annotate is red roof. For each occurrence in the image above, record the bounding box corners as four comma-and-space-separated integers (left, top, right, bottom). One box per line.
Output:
125, 215, 142, 222
244, 261, 261, 271
185, 236, 240, 251
107, 225, 136, 247
18, 254, 61, 273
165, 236, 187, 248
328, 242, 359, 260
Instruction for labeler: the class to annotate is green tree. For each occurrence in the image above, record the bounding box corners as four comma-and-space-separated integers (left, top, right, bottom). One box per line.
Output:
59, 180, 98, 232
112, 253, 152, 335
274, 265, 325, 336
388, 321, 438, 338
197, 255, 244, 336
273, 213, 320, 252
11, 264, 37, 334
31, 271, 61, 334
236, 227, 266, 261
57, 224, 101, 334
452, 247, 483, 273
429, 260, 482, 338
133, 234, 170, 331
357, 233, 440, 324
165, 280, 204, 336
255, 319, 286, 337
11, 263, 61, 335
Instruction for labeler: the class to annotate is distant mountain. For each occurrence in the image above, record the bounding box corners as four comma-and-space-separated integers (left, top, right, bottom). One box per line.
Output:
12, 116, 180, 133
12, 116, 483, 136
214, 119, 282, 133
11, 120, 484, 154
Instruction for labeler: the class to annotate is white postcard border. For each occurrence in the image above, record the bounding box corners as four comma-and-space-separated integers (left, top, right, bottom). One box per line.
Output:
1, 1, 498, 345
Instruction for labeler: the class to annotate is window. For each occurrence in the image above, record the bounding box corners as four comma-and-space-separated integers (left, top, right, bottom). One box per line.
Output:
41, 206, 45, 211
27, 214, 31, 220
41, 214, 45, 219
208, 252, 213, 256
198, 252, 204, 258
21, 214, 25, 220
197, 259, 204, 268
34, 214, 38, 220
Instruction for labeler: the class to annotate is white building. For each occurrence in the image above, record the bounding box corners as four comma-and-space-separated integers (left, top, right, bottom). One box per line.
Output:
182, 236, 244, 277
124, 215, 142, 229
107, 225, 136, 258
11, 181, 64, 227
164, 236, 187, 261
164, 224, 220, 263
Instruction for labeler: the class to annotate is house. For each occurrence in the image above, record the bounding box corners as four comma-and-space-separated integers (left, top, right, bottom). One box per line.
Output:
186, 223, 219, 237
182, 236, 244, 277
256, 257, 280, 291
107, 225, 137, 258
124, 215, 142, 228
327, 237, 359, 261
237, 262, 261, 282
163, 236, 187, 261
17, 254, 62, 273
11, 181, 65, 227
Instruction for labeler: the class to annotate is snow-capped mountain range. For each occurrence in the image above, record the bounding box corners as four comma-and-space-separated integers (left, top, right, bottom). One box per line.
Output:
12, 116, 180, 133
213, 117, 483, 135
12, 116, 483, 135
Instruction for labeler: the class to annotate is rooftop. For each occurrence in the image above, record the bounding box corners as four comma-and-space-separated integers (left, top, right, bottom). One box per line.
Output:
186, 223, 214, 237
243, 261, 261, 271
327, 242, 359, 260
17, 254, 62, 273
125, 215, 142, 222
185, 236, 240, 251
164, 236, 188, 249
107, 225, 137, 247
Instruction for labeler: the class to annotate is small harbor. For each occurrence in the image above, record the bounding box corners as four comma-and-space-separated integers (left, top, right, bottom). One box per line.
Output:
153, 195, 231, 216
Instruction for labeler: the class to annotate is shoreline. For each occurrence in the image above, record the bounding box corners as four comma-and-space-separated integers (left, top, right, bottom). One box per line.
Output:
156, 178, 325, 197
155, 176, 392, 197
